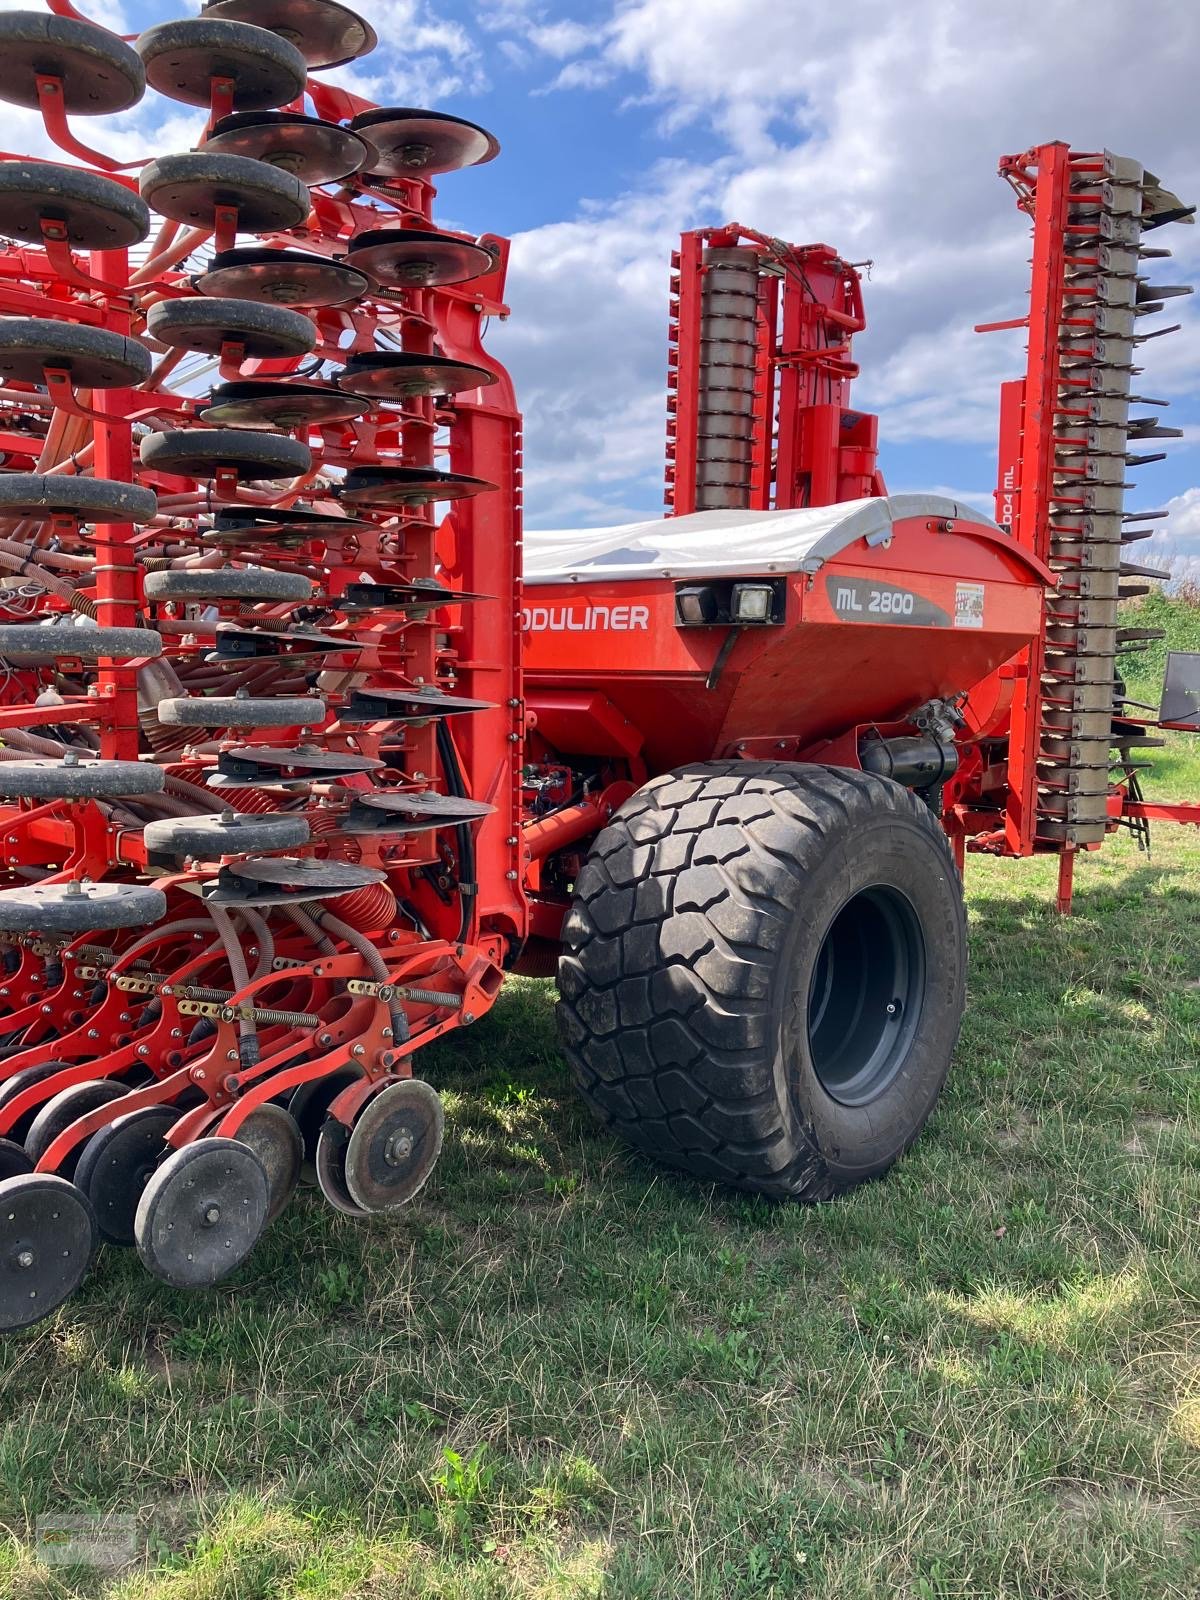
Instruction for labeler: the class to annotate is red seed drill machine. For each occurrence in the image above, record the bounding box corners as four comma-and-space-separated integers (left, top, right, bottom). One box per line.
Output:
0, 0, 1192, 1331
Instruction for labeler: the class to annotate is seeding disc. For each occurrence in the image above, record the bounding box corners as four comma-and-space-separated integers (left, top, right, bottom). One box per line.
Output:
157, 694, 325, 728
0, 1173, 97, 1332
140, 428, 313, 483
134, 1137, 269, 1288
228, 856, 383, 891
0, 319, 151, 389
206, 111, 371, 185
343, 1079, 443, 1212
24, 1078, 129, 1176
336, 351, 495, 399
0, 159, 150, 249
336, 579, 487, 611
216, 505, 376, 533
232, 1103, 302, 1223
144, 566, 314, 602
200, 380, 367, 429
343, 685, 493, 721
75, 1105, 178, 1248
339, 465, 497, 509
213, 744, 384, 786
0, 758, 164, 800
346, 790, 495, 832
0, 11, 146, 114
343, 226, 492, 288
0, 1139, 32, 1183
0, 881, 167, 935
202, 0, 378, 70
0, 625, 162, 662
350, 107, 499, 177
210, 623, 355, 661
288, 1066, 361, 1184
0, 472, 158, 525
193, 246, 368, 307
146, 294, 317, 360
0, 1063, 71, 1146
140, 150, 310, 234
315, 1119, 369, 1216
143, 810, 311, 858
136, 19, 307, 111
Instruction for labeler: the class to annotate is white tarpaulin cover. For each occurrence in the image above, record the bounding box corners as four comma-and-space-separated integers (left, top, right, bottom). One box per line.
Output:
523, 494, 996, 586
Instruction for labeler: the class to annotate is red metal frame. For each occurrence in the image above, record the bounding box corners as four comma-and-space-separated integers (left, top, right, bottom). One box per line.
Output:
665, 225, 883, 514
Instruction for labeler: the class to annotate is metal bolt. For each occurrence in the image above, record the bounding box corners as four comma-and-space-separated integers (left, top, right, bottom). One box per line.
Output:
463, 1012, 475, 1025
16, 1250, 34, 1270
202, 1204, 221, 1227
351, 1044, 364, 1057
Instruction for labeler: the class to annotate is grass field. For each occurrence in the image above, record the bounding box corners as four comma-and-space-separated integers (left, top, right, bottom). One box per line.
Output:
0, 609, 1197, 1600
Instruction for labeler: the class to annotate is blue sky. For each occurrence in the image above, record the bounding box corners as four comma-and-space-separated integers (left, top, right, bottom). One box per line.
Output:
11, 0, 1200, 573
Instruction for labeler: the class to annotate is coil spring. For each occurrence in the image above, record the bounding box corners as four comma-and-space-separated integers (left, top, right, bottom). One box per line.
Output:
307, 810, 362, 862
326, 882, 397, 933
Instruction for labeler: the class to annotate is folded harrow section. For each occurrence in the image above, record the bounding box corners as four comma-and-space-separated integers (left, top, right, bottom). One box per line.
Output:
990, 144, 1193, 856
0, 1, 523, 1330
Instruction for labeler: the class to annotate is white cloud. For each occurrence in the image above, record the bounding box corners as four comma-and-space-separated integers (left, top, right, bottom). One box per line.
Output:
1147, 486, 1200, 587
500, 0, 1200, 524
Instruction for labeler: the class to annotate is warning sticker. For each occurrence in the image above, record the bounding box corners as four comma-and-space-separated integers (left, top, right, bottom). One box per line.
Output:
954, 582, 985, 629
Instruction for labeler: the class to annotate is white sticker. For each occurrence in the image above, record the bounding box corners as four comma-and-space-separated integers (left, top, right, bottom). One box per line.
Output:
954, 582, 985, 629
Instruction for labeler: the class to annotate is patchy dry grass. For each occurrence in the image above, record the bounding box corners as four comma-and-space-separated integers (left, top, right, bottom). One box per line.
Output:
0, 610, 1197, 1599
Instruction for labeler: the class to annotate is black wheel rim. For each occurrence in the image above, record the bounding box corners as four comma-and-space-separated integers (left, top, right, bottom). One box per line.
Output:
807, 884, 926, 1107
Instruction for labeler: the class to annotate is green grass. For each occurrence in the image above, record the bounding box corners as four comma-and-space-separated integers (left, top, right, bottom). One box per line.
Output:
0, 612, 1197, 1600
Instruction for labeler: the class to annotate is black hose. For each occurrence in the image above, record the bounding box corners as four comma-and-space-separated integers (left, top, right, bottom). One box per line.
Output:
436, 718, 475, 945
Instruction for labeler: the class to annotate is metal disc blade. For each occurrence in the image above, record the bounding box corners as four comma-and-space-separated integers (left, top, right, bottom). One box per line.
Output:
343, 227, 492, 288
193, 246, 369, 307
336, 351, 494, 399
350, 107, 499, 176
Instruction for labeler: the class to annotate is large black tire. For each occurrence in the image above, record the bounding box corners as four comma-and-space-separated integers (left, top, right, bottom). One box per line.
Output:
557, 762, 967, 1200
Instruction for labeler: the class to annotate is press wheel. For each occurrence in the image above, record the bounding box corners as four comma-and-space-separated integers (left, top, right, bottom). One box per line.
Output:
140, 151, 310, 232
143, 809, 310, 859
146, 295, 317, 360
0, 1063, 70, 1146
350, 107, 498, 177
0, 758, 164, 800
74, 1104, 178, 1247
344, 1080, 444, 1212
0, 625, 162, 663
193, 246, 368, 307
134, 1137, 269, 1287
0, 881, 167, 936
200, 380, 367, 430
157, 693, 325, 728
206, 111, 371, 185
232, 1103, 302, 1224
0, 159, 150, 249
24, 1078, 129, 1176
336, 351, 494, 399
0, 1139, 32, 1183
0, 473, 158, 526
344, 227, 493, 288
136, 18, 307, 111
0, 1173, 97, 1332
140, 428, 313, 483
144, 567, 314, 603
202, 0, 378, 70
0, 11, 145, 115
0, 319, 151, 389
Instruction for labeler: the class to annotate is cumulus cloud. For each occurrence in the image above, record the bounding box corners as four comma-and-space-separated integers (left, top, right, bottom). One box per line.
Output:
493, 0, 1200, 526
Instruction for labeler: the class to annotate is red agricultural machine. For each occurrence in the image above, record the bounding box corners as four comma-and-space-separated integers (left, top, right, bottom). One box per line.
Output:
0, 1, 1193, 1334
